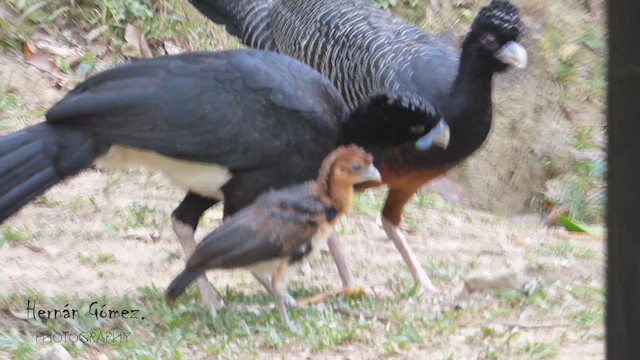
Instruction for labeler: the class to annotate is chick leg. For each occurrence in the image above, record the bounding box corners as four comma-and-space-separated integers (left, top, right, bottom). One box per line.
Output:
172, 193, 225, 312
253, 272, 297, 307
271, 259, 296, 330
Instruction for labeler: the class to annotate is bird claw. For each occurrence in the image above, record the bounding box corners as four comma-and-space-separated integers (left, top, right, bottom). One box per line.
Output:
417, 281, 441, 297
284, 292, 298, 308
285, 322, 302, 334
196, 279, 226, 312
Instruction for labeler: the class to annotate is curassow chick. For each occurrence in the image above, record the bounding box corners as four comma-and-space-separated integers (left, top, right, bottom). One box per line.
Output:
165, 145, 380, 327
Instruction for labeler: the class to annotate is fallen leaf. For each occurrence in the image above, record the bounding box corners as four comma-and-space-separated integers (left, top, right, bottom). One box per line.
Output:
84, 25, 107, 42
24, 244, 47, 253
90, 43, 109, 57
511, 234, 526, 246
559, 44, 579, 61
23, 41, 36, 60
163, 41, 184, 55
123, 23, 152, 58
33, 39, 77, 58
558, 214, 604, 236
25, 51, 63, 77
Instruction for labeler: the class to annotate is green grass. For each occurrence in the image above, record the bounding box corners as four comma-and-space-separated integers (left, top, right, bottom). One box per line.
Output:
515, 341, 558, 358
123, 203, 168, 229
79, 252, 117, 266
544, 123, 606, 224
568, 307, 602, 329
0, 285, 396, 358
0, 225, 31, 245
538, 240, 598, 261
352, 190, 385, 217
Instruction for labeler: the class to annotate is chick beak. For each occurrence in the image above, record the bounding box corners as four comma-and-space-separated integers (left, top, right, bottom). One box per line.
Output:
496, 41, 528, 69
415, 118, 450, 151
359, 164, 382, 183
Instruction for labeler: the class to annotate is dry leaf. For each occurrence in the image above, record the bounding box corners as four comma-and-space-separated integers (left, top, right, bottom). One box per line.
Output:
123, 23, 152, 58
90, 43, 109, 57
163, 41, 184, 55
510, 234, 526, 247
23, 41, 37, 60
26, 52, 62, 76
85, 25, 107, 42
34, 39, 77, 58
559, 44, 579, 61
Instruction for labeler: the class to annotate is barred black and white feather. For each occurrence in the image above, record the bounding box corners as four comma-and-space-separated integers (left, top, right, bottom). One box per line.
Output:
190, 0, 278, 50
269, 0, 459, 110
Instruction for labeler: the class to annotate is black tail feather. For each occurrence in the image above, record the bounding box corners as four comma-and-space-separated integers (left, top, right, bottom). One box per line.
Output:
165, 270, 203, 303
0, 123, 98, 223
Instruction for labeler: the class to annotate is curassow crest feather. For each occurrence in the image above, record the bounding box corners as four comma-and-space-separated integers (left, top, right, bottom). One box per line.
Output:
473, 1, 523, 38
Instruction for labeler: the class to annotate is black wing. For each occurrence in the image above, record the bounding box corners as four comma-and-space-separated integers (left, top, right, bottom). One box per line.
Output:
46, 50, 348, 171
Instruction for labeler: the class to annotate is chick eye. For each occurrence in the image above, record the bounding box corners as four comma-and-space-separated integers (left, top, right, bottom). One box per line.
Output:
350, 163, 363, 171
481, 33, 499, 51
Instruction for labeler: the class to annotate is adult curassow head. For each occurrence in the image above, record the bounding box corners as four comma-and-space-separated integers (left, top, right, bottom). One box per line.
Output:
0, 49, 446, 310
165, 145, 381, 329
190, 0, 527, 294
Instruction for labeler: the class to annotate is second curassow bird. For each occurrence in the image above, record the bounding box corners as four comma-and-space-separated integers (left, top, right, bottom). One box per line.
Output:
191, 0, 528, 294
0, 49, 448, 308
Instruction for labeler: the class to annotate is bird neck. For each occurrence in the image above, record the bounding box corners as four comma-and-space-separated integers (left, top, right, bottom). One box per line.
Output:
450, 34, 495, 116
317, 173, 355, 217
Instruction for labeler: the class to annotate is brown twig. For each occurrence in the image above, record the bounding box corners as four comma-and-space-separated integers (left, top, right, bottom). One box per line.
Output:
503, 322, 569, 329
334, 306, 390, 324
561, 104, 578, 123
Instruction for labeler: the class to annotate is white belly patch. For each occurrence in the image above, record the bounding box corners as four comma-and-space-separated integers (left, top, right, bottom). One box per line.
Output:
94, 145, 231, 200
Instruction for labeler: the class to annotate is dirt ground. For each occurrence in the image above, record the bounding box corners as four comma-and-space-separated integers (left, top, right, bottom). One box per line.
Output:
0, 0, 606, 358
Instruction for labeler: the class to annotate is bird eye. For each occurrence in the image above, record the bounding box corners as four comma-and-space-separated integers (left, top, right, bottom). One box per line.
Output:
410, 125, 426, 135
350, 163, 363, 171
481, 33, 499, 51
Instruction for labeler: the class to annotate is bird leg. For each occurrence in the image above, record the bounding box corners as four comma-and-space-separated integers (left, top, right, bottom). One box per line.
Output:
271, 259, 297, 330
172, 218, 225, 313
252, 272, 297, 307
327, 232, 355, 288
381, 216, 439, 295
172, 193, 225, 312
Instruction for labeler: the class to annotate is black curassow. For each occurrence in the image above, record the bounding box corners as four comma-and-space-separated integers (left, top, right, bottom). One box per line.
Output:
166, 145, 380, 328
190, 0, 528, 294
0, 49, 448, 308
